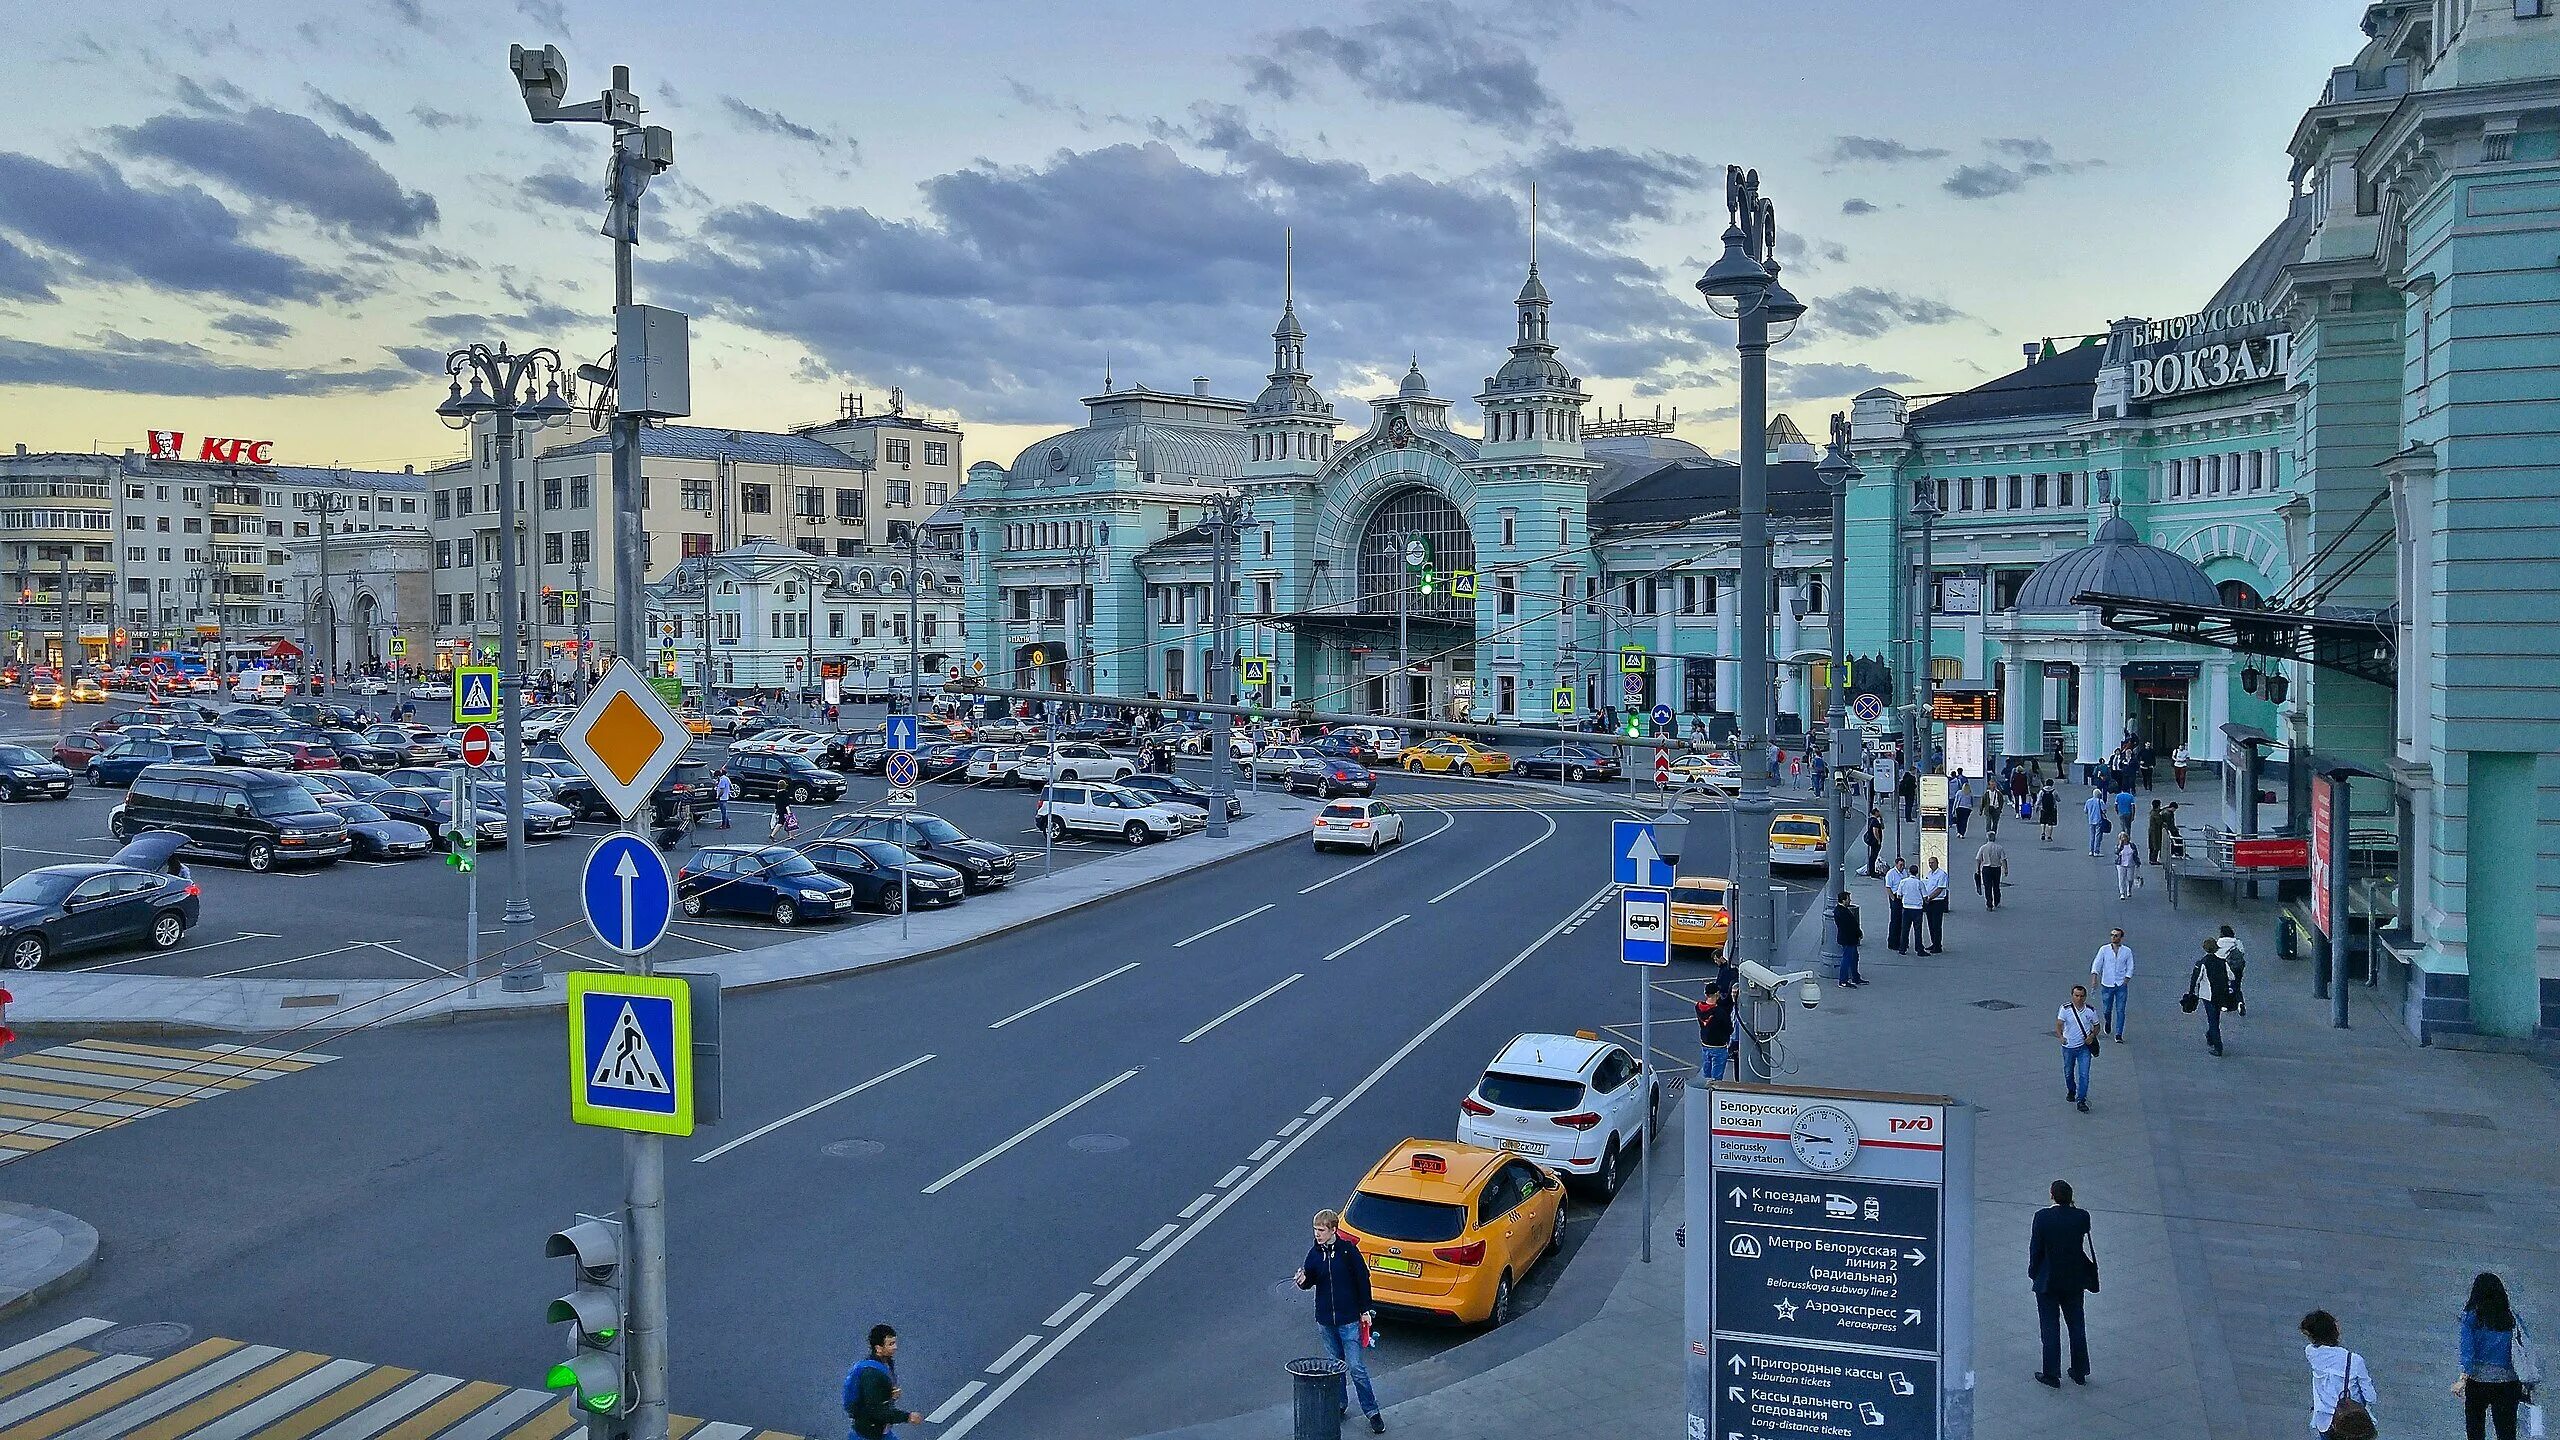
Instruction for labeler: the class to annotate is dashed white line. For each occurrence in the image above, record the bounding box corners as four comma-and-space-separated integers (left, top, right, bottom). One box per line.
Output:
988, 962, 1141, 1030
1428, 811, 1558, 904
1216, 1165, 1250, 1188
987, 1336, 1040, 1375
1322, 913, 1409, 962
922, 1068, 1140, 1195
1179, 973, 1302, 1043
1279, 1117, 1308, 1137
1173, 903, 1273, 949
1179, 1193, 1215, 1220
1297, 811, 1454, 893
1138, 1223, 1179, 1252
927, 1382, 987, 1423
1094, 1255, 1139, 1287
1249, 1139, 1280, 1162
691, 1054, 935, 1165
1305, 1096, 1333, 1114
1043, 1292, 1095, 1327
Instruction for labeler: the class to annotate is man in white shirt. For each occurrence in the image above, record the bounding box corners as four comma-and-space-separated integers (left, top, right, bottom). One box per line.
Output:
2090, 928, 2135, 1041
1920, 858, 1951, 954
2055, 984, 2101, 1111
1882, 860, 1911, 952
1892, 865, 1930, 955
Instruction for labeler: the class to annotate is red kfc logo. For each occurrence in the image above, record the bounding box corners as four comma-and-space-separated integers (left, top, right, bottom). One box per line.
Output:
147, 430, 183, 460
147, 431, 273, 465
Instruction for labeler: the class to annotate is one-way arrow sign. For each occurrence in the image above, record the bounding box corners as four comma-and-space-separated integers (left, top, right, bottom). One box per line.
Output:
1614, 819, 1673, 886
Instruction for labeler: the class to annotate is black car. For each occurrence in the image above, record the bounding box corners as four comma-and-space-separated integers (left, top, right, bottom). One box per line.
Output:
0, 857, 201, 969
533, 744, 714, 821
802, 838, 967, 911
826, 735, 888, 775
0, 744, 73, 801
523, 758, 607, 819
1286, 759, 1377, 799
816, 811, 1016, 891
725, 751, 847, 804
1513, 744, 1623, 783
914, 744, 973, 780
168, 726, 294, 769
1058, 721, 1135, 747
110, 766, 352, 871
676, 844, 857, 926
372, 787, 511, 848
316, 796, 434, 860
1118, 772, 1243, 820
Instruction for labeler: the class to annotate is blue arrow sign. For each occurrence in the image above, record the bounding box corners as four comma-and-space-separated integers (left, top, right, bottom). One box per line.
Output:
1614, 819, 1673, 887
581, 833, 675, 958
885, 714, 918, 753
1621, 886, 1671, 965
1652, 703, 1674, 730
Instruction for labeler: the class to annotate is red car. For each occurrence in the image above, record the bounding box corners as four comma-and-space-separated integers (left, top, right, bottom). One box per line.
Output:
51, 731, 111, 769
271, 740, 341, 771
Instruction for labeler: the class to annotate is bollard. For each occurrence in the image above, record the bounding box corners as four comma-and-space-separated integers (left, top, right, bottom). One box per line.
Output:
1288, 1357, 1346, 1439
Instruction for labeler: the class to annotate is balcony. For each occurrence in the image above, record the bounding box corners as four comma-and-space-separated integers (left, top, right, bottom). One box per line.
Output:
210, 484, 263, 512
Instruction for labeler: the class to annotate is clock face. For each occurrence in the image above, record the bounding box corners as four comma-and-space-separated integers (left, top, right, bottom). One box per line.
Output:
1788, 1103, 1861, 1173
1404, 537, 1428, 568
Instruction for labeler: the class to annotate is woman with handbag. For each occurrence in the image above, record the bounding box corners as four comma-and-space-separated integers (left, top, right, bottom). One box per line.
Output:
2303, 1310, 2380, 1439
2185, 937, 2235, 1056
2456, 1271, 2538, 1440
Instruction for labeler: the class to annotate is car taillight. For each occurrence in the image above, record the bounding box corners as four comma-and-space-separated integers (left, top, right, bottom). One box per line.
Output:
183, 884, 199, 898
1433, 1240, 1486, 1266
1460, 1096, 1493, 1116
1552, 1111, 1603, 1131
1350, 820, 1370, 829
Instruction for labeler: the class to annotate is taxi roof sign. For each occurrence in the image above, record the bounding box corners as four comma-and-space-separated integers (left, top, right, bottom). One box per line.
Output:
560, 658, 691, 820
1409, 1152, 1447, 1175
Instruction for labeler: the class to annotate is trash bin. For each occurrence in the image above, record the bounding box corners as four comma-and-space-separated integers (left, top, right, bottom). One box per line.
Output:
1288, 1357, 1346, 1439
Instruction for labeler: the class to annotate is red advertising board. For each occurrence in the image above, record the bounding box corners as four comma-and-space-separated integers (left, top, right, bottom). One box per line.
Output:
2230, 837, 2309, 870
2308, 776, 2333, 935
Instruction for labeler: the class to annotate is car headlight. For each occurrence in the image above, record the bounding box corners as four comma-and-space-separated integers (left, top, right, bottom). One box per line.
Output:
964, 857, 990, 872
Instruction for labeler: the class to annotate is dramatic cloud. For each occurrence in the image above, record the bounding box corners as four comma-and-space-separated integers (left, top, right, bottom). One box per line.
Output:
1815, 286, 1967, 339
410, 105, 475, 132
211, 312, 293, 344
1840, 198, 1879, 216
115, 105, 439, 238
722, 97, 853, 158
0, 330, 406, 398
1769, 360, 1916, 405
1821, 136, 1949, 165
0, 153, 343, 302
1524, 144, 1712, 243
417, 304, 585, 343
389, 345, 448, 375
1942, 137, 2102, 200
520, 168, 592, 208
1247, 0, 1567, 132
307, 88, 395, 145
0, 234, 57, 303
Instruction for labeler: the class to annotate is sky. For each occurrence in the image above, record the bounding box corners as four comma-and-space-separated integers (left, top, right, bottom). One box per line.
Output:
0, 0, 2373, 476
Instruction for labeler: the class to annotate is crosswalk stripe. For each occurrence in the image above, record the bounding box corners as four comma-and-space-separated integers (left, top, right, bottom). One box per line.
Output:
181, 1357, 373, 1440
0, 1318, 112, 1374
0, 1131, 61, 1152
424, 1388, 554, 1440
0, 1062, 228, 1098
0, 1083, 162, 1115
81, 1039, 329, 1070
0, 1099, 124, 1128
0, 1347, 92, 1404
0, 1353, 151, 1428
690, 1424, 753, 1440
309, 1372, 464, 1439
6, 1338, 244, 1439
490, 1405, 579, 1440
0, 1117, 100, 1141
2, 1055, 255, 1088
118, 1349, 331, 1440
46, 1046, 303, 1081
373, 1377, 507, 1439
48, 1342, 282, 1440
667, 1416, 706, 1439
226, 1362, 414, 1440
200, 1043, 337, 1063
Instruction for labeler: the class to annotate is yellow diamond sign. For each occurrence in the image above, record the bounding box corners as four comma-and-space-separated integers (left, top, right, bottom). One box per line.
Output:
559, 659, 692, 820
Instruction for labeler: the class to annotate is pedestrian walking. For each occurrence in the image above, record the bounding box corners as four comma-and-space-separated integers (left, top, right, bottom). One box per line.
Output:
2056, 985, 2101, 1112
2029, 1179, 2097, 1386
1899, 768, 1918, 822
1297, 1209, 1385, 1433
1983, 787, 2003, 839
2301, 1310, 2380, 1439
1975, 836, 2009, 910
2039, 784, 2060, 844
1951, 772, 1973, 836
1696, 987, 1735, 1079
2113, 784, 2137, 838
2184, 936, 2234, 1056
2091, 929, 2134, 1040
2455, 1272, 2539, 1440
713, 769, 734, 829
2084, 790, 2109, 855
2146, 800, 2170, 864
1921, 856, 1951, 953
770, 795, 799, 841
2115, 836, 2141, 899
2218, 924, 2249, 1015
842, 1325, 926, 1440
1863, 813, 1884, 877
1834, 892, 1864, 986
2173, 742, 2191, 790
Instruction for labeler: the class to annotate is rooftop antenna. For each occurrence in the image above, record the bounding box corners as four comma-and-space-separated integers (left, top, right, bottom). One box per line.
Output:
1104, 350, 1114, 392
1284, 227, 1293, 308
1528, 181, 1538, 265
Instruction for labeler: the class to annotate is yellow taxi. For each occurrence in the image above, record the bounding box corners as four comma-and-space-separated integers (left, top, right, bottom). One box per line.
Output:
1770, 811, 1830, 870
1670, 874, 1731, 957
677, 709, 714, 736
25, 682, 64, 710
1337, 1139, 1564, 1327
69, 675, 107, 703
1400, 737, 1514, 777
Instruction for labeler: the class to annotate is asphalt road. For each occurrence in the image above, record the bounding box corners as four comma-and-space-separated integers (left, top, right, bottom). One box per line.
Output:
0, 782, 1770, 1439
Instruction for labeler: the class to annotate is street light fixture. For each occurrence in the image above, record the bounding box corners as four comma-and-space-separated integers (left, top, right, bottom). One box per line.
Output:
1910, 468, 1943, 777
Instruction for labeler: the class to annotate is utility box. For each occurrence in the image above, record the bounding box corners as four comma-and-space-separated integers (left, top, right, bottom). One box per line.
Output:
616, 304, 692, 418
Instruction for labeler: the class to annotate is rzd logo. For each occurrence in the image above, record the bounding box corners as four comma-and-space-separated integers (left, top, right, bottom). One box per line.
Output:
1888, 1116, 1936, 1134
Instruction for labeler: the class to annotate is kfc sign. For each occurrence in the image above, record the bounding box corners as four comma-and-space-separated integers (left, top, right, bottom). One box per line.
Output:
146, 431, 275, 464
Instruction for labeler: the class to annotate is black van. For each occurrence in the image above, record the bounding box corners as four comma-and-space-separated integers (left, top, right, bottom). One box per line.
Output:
109, 765, 353, 871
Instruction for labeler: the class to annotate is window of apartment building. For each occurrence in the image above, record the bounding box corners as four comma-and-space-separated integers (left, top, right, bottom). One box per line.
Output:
922, 441, 947, 467
125, 484, 143, 500
835, 487, 863, 521
458, 593, 476, 623
155, 517, 170, 532
544, 534, 564, 564
570, 476, 590, 508
796, 485, 824, 518
183, 487, 197, 502
891, 613, 907, 639
435, 541, 452, 569
2033, 474, 2051, 508
125, 546, 143, 562
739, 483, 771, 514
925, 482, 948, 506
681, 533, 712, 558
541, 477, 562, 510
1559, 513, 1570, 545
1496, 573, 1518, 618
923, 613, 939, 642
796, 537, 825, 557
681, 479, 712, 512
1936, 478, 1951, 511
861, 611, 878, 638
2058, 472, 2076, 506
1500, 512, 1516, 547
2006, 475, 2023, 509
402, 498, 417, 513
1166, 508, 1181, 533
571, 532, 591, 563
886, 438, 912, 465
294, 523, 311, 538
454, 488, 472, 516
158, 548, 172, 562
125, 516, 142, 530
886, 479, 911, 505
835, 539, 860, 557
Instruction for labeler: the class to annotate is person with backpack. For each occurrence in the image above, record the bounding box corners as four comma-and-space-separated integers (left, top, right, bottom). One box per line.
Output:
2185, 936, 2235, 1056
2218, 924, 2250, 1016
1696, 987, 1735, 1079
771, 795, 799, 842
2302, 1309, 2380, 1439
2039, 784, 2060, 844
2455, 1271, 2538, 1440
843, 1324, 925, 1439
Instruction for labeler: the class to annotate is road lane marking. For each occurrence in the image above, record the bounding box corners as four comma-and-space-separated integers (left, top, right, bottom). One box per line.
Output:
1095, 1255, 1139, 1287
1216, 1165, 1249, 1188
1321, 914, 1408, 962
1179, 1193, 1215, 1219
1427, 811, 1558, 904
1138, 1223, 1178, 1252
1178, 973, 1301, 1043
986, 1337, 1040, 1375
1172, 903, 1272, 949
1279, 1116, 1308, 1136
1296, 811, 1455, 893
1042, 1292, 1095, 1327
938, 877, 1620, 1440
1249, 1139, 1279, 1161
691, 1054, 934, 1164
1306, 1096, 1332, 1113
922, 1068, 1140, 1195
73, 932, 283, 971
987, 962, 1141, 1030
927, 1382, 987, 1423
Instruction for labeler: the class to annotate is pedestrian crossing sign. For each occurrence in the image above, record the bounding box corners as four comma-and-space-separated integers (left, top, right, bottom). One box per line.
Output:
454, 664, 500, 725
388, 636, 407, 657
567, 972, 694, 1135
1240, 655, 1271, 686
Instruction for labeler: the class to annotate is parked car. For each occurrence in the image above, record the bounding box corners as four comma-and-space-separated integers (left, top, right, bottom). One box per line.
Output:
827, 736, 888, 775
108, 765, 352, 871
1335, 1139, 1564, 1327
1401, 737, 1514, 777
0, 745, 74, 801
1288, 759, 1377, 799
1035, 782, 1201, 844
270, 740, 342, 771
521, 706, 578, 743
1313, 797, 1405, 851
89, 738, 216, 787
1240, 743, 1325, 780
706, 705, 766, 735
676, 844, 856, 926
912, 744, 973, 781
1310, 731, 1375, 764
801, 838, 967, 911
1329, 724, 1406, 762
1512, 745, 1622, 783
1057, 721, 1135, 747
522, 758, 607, 819
1017, 742, 1135, 785
167, 727, 295, 769
816, 811, 1016, 890
367, 726, 448, 765
724, 751, 847, 805
0, 855, 201, 970
963, 745, 1030, 785
316, 796, 434, 860
459, 781, 576, 840
371, 786, 510, 849
233, 671, 295, 702
407, 679, 454, 701
1117, 772, 1242, 820
1456, 1032, 1659, 1198
50, 731, 112, 769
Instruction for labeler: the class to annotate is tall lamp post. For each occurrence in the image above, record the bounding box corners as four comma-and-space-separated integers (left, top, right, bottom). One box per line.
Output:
1695, 166, 1806, 1039
1816, 418, 1861, 969
1910, 471, 1943, 777
437, 345, 573, 974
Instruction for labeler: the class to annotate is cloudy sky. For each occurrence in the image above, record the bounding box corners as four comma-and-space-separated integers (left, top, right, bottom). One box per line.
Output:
0, 0, 2366, 474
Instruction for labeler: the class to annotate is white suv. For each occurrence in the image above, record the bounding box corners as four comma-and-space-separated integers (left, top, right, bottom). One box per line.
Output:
965, 746, 1028, 785
1036, 783, 1201, 843
1456, 1033, 1659, 1198
1018, 742, 1133, 784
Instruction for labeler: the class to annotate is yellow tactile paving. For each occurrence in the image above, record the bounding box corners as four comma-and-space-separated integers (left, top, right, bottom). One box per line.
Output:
2, 1054, 256, 1087
0, 1099, 123, 1127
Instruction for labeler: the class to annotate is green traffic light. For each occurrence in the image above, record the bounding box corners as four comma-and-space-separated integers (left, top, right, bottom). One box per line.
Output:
546, 1362, 576, 1391
583, 1392, 622, 1414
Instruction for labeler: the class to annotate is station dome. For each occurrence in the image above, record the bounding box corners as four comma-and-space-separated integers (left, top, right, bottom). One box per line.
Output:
2015, 510, 2220, 612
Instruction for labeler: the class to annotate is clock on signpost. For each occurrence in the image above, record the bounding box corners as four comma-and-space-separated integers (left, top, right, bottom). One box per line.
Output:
1787, 1102, 1861, 1173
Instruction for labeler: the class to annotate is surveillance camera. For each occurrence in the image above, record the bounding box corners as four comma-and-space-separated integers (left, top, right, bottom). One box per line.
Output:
1738, 959, 1814, 994
1799, 977, 1821, 1010
511, 43, 569, 117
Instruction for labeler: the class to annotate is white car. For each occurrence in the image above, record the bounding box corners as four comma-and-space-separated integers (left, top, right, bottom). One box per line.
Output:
1017, 742, 1133, 784
1239, 744, 1324, 780
1173, 728, 1256, 757
708, 705, 765, 734
1035, 782, 1200, 843
350, 677, 395, 696
232, 672, 293, 702
1456, 1033, 1659, 1198
184, 674, 221, 694
522, 706, 578, 742
964, 745, 1028, 785
409, 680, 454, 701
1311, 796, 1404, 852
731, 728, 828, 757
1331, 724, 1404, 762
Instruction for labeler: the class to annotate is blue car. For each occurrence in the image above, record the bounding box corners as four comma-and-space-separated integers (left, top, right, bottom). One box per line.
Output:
676, 844, 858, 927
87, 738, 216, 788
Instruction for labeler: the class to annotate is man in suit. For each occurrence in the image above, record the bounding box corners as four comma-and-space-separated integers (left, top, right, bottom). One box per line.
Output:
2028, 1178, 2095, 1386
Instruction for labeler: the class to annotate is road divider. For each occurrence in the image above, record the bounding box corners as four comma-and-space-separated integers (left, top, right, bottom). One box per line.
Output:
987, 961, 1141, 1030
690, 1053, 934, 1165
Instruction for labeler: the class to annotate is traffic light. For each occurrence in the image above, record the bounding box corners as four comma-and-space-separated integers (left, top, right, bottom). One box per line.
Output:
1419, 567, 1437, 597
545, 1217, 627, 1432
1624, 714, 1644, 738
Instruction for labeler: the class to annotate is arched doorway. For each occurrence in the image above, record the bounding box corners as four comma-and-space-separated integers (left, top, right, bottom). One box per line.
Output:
355, 592, 380, 669
1356, 487, 1476, 718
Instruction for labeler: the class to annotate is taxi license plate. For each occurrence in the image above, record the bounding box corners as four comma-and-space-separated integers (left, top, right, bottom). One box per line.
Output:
1371, 1256, 1420, 1276
1499, 1139, 1548, 1156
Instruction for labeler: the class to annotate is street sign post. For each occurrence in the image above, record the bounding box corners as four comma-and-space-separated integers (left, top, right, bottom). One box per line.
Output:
581, 833, 675, 958
460, 724, 493, 768
1689, 1085, 1975, 1440
1620, 886, 1670, 966
566, 972, 694, 1136
560, 659, 693, 821
1651, 702, 1674, 732
1852, 691, 1886, 726
884, 714, 919, 753
455, 664, 500, 726
1613, 819, 1673, 888
883, 750, 919, 790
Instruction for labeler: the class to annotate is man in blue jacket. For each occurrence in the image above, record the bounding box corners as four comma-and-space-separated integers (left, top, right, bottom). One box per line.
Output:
1296, 1209, 1385, 1432
842, 1325, 923, 1440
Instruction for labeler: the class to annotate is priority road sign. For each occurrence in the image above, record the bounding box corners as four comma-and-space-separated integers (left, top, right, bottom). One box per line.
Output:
460, 724, 492, 767
1621, 886, 1670, 965
560, 658, 693, 820
884, 750, 919, 789
1852, 691, 1886, 725
884, 714, 919, 753
567, 971, 693, 1136
1614, 819, 1673, 887
454, 665, 500, 725
581, 833, 675, 958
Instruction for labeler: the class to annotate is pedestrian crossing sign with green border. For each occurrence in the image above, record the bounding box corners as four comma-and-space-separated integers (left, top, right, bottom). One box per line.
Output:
1240, 655, 1270, 686
567, 972, 694, 1136
453, 664, 500, 725
1553, 687, 1576, 715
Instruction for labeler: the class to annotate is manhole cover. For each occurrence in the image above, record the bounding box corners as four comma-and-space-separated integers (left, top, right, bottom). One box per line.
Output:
94, 1322, 192, 1356
822, 1138, 886, 1159
1067, 1133, 1130, 1154
1972, 999, 2020, 1011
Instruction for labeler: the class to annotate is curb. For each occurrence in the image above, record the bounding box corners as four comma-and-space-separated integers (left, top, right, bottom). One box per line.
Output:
0, 1203, 100, 1324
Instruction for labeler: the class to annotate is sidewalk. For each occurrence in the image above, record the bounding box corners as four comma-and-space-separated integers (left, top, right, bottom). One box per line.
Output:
4, 795, 1318, 1035
0, 1203, 97, 1324
1370, 798, 2560, 1440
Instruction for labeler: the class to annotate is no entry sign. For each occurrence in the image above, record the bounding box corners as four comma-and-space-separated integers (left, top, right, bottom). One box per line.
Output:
460, 724, 493, 767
